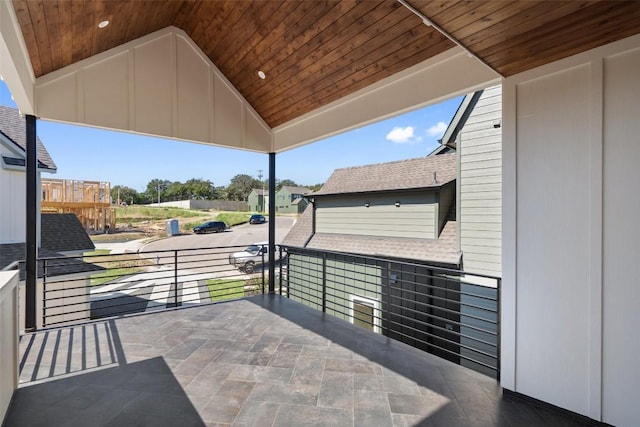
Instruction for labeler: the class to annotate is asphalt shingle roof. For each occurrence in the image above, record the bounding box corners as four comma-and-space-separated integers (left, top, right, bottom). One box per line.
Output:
0, 105, 56, 171
313, 154, 456, 196
41, 213, 95, 253
281, 207, 314, 247
0, 243, 103, 280
281, 186, 311, 195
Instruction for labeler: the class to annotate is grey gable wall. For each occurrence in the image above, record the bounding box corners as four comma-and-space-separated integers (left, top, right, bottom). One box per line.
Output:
459, 85, 502, 277
315, 192, 438, 239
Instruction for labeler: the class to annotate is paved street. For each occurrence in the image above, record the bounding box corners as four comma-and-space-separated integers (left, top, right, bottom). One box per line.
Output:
140, 216, 295, 252
88, 216, 295, 317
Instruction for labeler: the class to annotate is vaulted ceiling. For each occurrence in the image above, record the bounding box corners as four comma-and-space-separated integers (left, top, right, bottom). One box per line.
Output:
12, 0, 640, 129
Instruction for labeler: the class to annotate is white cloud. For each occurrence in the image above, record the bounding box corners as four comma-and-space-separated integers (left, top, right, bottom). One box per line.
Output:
386, 126, 416, 144
427, 121, 447, 137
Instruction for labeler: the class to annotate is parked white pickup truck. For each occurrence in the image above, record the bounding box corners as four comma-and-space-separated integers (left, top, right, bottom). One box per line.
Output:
228, 242, 280, 273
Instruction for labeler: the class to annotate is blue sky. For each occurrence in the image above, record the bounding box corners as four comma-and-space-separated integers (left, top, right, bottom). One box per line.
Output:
0, 81, 461, 192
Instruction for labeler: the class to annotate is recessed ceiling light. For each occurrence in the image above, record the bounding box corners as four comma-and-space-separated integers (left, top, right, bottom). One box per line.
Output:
98, 20, 110, 29
257, 70, 266, 80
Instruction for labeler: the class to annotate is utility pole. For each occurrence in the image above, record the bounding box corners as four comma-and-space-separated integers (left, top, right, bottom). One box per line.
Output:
157, 183, 161, 206
257, 169, 264, 212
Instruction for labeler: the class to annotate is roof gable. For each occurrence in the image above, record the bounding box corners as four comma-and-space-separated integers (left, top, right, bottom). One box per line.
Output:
313, 153, 456, 196
40, 213, 95, 253
280, 186, 311, 195
0, 106, 57, 171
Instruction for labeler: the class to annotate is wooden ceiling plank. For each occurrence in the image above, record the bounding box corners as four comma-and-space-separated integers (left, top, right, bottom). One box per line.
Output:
261, 16, 446, 122
12, 0, 42, 77
495, 3, 640, 76
186, 1, 228, 45
466, 2, 592, 55
225, 1, 331, 93
89, 1, 106, 61
31, 0, 54, 76
57, 0, 73, 66
70, 0, 85, 65
269, 36, 453, 126
229, 2, 340, 98
42, 0, 62, 72
172, 0, 199, 30
437, 1, 533, 41
216, 1, 300, 78
482, 2, 637, 68
199, 1, 253, 62
245, 1, 397, 113
254, 4, 420, 118
207, 0, 281, 69
456, 1, 554, 47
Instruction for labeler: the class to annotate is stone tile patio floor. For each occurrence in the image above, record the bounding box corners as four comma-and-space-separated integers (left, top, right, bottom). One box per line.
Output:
5, 295, 589, 426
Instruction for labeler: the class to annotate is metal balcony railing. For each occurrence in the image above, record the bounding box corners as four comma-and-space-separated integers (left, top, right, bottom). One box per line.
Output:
30, 243, 499, 378
37, 245, 275, 328
279, 245, 501, 379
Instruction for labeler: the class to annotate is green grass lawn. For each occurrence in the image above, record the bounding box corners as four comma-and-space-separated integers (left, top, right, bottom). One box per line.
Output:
90, 267, 143, 286
84, 250, 145, 286
116, 205, 205, 223
215, 212, 252, 227
206, 278, 245, 301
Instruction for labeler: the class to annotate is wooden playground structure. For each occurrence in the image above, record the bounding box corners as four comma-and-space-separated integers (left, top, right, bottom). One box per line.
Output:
41, 178, 116, 232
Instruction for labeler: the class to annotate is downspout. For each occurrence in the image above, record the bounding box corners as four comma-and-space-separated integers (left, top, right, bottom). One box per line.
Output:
268, 153, 276, 293
25, 114, 37, 331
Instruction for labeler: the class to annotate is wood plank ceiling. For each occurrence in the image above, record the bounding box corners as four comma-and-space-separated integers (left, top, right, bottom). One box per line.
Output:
11, 0, 640, 128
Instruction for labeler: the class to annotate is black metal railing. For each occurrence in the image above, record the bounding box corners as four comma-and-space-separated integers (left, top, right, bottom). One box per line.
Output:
280, 245, 501, 379
38, 244, 278, 328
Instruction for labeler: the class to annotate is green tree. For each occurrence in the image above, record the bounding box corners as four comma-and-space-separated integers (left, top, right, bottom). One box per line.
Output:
226, 174, 261, 201
144, 179, 172, 204
110, 185, 140, 205
307, 183, 324, 192
184, 178, 217, 200
276, 179, 298, 191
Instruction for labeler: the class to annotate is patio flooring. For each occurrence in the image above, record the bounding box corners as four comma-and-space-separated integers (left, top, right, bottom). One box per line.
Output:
5, 294, 589, 426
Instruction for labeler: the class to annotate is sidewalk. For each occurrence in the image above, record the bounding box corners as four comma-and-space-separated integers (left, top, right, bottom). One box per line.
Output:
93, 238, 151, 254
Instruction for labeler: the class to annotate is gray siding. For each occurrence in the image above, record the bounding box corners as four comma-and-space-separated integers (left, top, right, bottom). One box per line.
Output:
316, 193, 437, 239
459, 85, 502, 277
288, 253, 382, 326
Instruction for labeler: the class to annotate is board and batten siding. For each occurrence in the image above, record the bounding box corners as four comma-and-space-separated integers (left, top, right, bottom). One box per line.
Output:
316, 193, 438, 239
459, 85, 502, 277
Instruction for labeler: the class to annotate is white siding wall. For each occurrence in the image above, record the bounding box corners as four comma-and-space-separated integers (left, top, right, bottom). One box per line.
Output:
503, 35, 640, 425
0, 152, 25, 244
316, 193, 437, 239
459, 85, 502, 277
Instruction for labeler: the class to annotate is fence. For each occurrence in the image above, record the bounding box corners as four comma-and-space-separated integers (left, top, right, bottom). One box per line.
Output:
281, 245, 501, 378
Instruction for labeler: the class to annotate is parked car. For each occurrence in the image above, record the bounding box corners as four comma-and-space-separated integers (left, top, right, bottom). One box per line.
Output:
193, 221, 227, 234
229, 241, 280, 273
249, 214, 266, 224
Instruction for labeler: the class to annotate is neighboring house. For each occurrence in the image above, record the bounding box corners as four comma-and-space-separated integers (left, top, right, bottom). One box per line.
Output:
275, 186, 310, 214
281, 85, 502, 374
282, 154, 463, 364
247, 188, 268, 212
0, 105, 57, 245
0, 106, 100, 329
432, 84, 502, 279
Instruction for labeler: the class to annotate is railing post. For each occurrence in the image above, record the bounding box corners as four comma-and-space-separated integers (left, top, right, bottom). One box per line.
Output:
261, 250, 266, 294
322, 252, 327, 313
42, 259, 47, 327
278, 246, 283, 295
174, 251, 179, 307
286, 251, 290, 299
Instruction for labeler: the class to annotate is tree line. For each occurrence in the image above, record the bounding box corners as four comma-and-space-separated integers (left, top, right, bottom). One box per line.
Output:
111, 175, 323, 205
